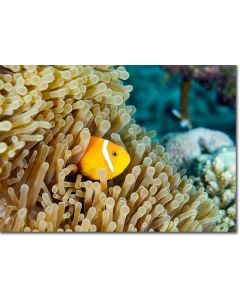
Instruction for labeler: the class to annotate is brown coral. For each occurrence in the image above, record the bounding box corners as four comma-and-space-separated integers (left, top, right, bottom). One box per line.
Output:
0, 65, 224, 232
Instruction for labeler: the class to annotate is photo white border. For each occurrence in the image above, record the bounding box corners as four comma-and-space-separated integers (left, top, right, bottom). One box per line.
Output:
0, 1, 239, 300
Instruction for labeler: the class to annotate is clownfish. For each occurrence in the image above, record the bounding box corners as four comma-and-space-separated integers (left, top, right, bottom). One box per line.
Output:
78, 136, 130, 180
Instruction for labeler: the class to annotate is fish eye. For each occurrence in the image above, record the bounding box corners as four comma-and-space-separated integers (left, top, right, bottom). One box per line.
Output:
112, 151, 118, 157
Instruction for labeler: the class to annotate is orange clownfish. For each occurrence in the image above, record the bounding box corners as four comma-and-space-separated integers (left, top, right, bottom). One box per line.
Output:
78, 136, 131, 180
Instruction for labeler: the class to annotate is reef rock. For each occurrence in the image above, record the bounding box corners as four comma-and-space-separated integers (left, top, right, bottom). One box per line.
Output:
160, 128, 233, 170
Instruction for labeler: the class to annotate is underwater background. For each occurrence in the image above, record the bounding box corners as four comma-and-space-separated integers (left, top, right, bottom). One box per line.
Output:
125, 66, 236, 141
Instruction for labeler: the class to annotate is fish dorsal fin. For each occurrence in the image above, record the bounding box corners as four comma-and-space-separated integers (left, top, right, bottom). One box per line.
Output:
102, 140, 114, 173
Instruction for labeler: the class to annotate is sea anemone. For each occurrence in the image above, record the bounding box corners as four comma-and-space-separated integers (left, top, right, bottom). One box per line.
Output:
0, 65, 225, 232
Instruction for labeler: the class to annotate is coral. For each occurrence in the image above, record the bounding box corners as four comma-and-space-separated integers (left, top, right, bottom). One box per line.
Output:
171, 78, 192, 129
160, 128, 233, 170
163, 65, 237, 107
0, 65, 225, 232
191, 147, 236, 231
125, 66, 236, 140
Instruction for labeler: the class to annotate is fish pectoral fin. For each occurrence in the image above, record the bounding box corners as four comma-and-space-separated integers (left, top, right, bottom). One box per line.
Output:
82, 164, 107, 178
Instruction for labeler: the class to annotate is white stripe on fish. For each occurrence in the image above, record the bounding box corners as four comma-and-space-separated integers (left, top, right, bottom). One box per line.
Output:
102, 140, 114, 173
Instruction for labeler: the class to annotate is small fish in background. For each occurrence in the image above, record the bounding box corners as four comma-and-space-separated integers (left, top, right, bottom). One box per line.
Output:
78, 136, 131, 180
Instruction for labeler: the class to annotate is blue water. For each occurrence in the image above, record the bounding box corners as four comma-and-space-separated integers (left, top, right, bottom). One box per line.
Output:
125, 66, 236, 141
